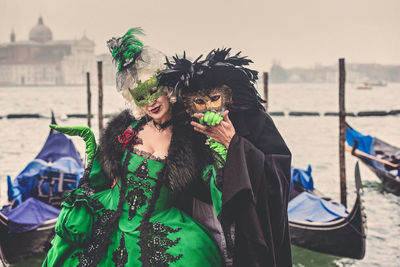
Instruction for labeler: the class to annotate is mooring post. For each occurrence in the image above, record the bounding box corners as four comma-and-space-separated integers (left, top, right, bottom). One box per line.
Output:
339, 58, 347, 207
97, 61, 104, 136
86, 72, 91, 128
263, 72, 269, 112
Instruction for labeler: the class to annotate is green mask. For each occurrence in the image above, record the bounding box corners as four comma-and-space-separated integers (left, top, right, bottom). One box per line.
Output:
130, 74, 164, 107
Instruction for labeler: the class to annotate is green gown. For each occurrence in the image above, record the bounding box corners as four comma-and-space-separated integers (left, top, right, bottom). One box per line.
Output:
43, 146, 222, 266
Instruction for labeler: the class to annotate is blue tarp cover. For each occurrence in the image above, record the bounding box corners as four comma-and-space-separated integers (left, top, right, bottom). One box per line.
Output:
35, 132, 83, 167
9, 157, 83, 201
288, 192, 348, 222
291, 165, 314, 190
3, 197, 60, 233
8, 132, 84, 202
346, 128, 398, 175
346, 128, 375, 156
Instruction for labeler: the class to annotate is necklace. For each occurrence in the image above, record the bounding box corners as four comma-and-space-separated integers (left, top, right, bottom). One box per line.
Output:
153, 119, 172, 132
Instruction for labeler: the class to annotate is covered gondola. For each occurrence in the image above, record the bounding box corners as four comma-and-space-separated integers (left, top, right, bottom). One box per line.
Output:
0, 113, 84, 266
289, 162, 366, 259
346, 124, 400, 195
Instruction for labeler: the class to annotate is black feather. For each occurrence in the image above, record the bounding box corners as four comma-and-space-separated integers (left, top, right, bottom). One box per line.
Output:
158, 47, 265, 111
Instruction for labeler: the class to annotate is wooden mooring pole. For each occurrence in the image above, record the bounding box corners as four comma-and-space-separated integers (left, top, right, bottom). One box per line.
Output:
339, 58, 347, 207
263, 72, 269, 112
97, 61, 104, 136
86, 72, 91, 128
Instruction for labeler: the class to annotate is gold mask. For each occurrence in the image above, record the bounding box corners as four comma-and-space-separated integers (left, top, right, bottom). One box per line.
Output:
183, 85, 232, 115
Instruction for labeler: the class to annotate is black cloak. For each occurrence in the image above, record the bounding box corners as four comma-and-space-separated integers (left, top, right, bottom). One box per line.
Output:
157, 48, 293, 266
220, 109, 292, 267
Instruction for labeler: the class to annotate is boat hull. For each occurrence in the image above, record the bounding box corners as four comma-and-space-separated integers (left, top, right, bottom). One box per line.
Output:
289, 194, 366, 259
362, 159, 400, 195
0, 213, 56, 266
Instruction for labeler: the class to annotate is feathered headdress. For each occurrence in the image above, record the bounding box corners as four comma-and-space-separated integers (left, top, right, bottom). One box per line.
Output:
107, 27, 144, 72
158, 52, 204, 97
158, 48, 265, 111
107, 28, 165, 94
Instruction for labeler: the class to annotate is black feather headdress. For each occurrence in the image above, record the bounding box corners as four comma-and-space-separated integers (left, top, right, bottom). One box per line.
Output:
158, 52, 204, 99
158, 48, 265, 111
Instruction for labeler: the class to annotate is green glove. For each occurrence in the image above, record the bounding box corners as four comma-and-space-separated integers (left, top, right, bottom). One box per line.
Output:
49, 125, 97, 166
199, 111, 223, 126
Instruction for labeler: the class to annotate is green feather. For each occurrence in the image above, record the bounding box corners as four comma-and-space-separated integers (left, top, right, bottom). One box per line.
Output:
107, 27, 144, 71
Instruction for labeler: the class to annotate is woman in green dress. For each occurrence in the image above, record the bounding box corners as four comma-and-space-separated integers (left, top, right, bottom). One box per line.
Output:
43, 28, 223, 267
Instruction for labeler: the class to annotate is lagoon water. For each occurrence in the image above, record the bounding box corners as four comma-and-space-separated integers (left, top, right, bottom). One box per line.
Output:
0, 82, 399, 266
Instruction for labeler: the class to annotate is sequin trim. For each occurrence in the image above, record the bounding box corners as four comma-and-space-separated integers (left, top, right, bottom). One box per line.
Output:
112, 232, 128, 267
132, 147, 166, 162
126, 187, 147, 220
74, 209, 118, 267
141, 222, 182, 266
73, 153, 132, 267
136, 167, 183, 266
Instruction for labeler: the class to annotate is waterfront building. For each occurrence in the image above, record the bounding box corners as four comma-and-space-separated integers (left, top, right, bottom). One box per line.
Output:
0, 17, 96, 86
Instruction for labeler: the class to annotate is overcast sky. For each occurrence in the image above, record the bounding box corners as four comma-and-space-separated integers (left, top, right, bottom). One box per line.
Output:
1, 0, 399, 71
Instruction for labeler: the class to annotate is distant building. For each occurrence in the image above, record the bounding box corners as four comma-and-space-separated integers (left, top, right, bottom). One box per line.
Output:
0, 17, 96, 86
270, 62, 288, 83
270, 62, 400, 83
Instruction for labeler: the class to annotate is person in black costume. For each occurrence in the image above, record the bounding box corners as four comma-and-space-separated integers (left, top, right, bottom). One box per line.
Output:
158, 48, 293, 267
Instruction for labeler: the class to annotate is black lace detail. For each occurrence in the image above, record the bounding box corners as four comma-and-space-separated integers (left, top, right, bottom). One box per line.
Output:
132, 147, 166, 162
132, 160, 153, 180
126, 158, 155, 220
63, 190, 104, 211
73, 209, 117, 267
136, 169, 183, 266
126, 187, 147, 220
112, 232, 128, 267
73, 153, 132, 267
127, 179, 152, 192
141, 222, 182, 266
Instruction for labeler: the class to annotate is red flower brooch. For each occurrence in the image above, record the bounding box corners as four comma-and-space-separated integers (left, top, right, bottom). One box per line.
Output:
118, 126, 142, 149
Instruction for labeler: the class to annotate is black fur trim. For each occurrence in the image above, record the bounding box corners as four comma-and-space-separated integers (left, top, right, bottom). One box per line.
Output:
97, 110, 135, 185
96, 107, 218, 192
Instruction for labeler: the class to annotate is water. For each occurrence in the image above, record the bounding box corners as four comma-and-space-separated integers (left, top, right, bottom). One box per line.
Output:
0, 83, 399, 266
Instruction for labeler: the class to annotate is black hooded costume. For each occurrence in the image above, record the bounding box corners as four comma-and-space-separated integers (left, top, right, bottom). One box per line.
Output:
158, 49, 292, 267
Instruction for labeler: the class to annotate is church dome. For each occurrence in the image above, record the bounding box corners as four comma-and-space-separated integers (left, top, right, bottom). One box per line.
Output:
29, 17, 53, 43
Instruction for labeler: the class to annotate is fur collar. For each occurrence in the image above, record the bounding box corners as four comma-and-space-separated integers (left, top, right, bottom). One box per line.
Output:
97, 108, 215, 191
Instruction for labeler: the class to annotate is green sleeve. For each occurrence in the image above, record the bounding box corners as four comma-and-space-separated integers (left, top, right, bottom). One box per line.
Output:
202, 165, 222, 216
87, 155, 108, 189
55, 189, 104, 244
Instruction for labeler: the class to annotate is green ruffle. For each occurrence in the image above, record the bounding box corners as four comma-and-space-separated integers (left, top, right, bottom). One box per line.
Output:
55, 189, 105, 245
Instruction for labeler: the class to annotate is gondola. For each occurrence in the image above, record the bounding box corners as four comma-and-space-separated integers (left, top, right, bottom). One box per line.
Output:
0, 113, 84, 266
346, 124, 400, 195
289, 162, 366, 259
